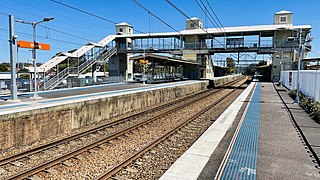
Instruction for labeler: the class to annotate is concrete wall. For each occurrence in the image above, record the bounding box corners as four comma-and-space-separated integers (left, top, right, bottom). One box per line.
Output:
281, 70, 320, 101
212, 74, 243, 87
0, 82, 209, 150
0, 75, 242, 150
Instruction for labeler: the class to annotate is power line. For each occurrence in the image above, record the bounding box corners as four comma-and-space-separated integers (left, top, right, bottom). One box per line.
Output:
198, 0, 223, 31
50, 0, 117, 24
194, 0, 223, 33
51, 0, 145, 34
164, 0, 226, 48
131, 0, 182, 35
0, 28, 84, 46
38, 25, 95, 42
9, 0, 110, 33
0, 8, 96, 43
0, 11, 9, 16
204, 0, 227, 34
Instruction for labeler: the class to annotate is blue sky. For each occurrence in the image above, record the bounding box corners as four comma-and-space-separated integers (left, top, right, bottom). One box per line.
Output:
0, 0, 319, 63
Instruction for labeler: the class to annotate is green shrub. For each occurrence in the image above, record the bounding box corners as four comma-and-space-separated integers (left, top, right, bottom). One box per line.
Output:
289, 90, 297, 99
289, 90, 320, 123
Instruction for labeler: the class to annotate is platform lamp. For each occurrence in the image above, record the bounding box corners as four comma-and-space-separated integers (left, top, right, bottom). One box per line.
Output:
16, 17, 54, 99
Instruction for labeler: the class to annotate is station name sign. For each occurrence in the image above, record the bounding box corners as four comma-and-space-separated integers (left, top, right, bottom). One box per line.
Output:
17, 40, 50, 50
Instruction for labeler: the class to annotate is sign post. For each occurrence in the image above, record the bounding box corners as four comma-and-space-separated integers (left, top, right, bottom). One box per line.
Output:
17, 40, 50, 98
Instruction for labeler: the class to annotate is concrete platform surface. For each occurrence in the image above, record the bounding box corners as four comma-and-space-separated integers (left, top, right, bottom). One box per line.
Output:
161, 82, 320, 180
257, 83, 319, 179
0, 80, 201, 115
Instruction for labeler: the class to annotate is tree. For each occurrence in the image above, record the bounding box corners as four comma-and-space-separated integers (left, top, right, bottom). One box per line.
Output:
226, 57, 235, 68
258, 60, 267, 66
245, 64, 257, 75
0, 63, 10, 72
226, 57, 235, 74
99, 63, 108, 72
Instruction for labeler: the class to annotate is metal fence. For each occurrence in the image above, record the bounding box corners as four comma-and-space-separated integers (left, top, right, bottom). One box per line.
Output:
54, 75, 126, 89
281, 70, 320, 101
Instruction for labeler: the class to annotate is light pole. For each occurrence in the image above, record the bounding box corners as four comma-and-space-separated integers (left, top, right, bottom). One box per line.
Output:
295, 28, 303, 104
16, 17, 54, 99
143, 48, 146, 85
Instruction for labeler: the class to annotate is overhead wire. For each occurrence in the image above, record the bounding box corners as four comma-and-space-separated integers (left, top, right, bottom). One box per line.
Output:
204, 0, 227, 34
9, 0, 110, 33
198, 0, 223, 31
196, 0, 227, 44
0, 7, 96, 43
0, 28, 84, 46
131, 0, 182, 35
194, 0, 223, 33
164, 0, 226, 48
50, 0, 146, 34
0, 11, 9, 16
37, 25, 94, 42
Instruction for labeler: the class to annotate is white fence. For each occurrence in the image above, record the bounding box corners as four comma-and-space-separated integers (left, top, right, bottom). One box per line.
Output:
281, 70, 320, 101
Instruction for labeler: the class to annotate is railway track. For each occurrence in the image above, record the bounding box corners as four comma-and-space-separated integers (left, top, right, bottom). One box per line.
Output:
0, 78, 242, 164
1, 77, 247, 179
96, 77, 248, 179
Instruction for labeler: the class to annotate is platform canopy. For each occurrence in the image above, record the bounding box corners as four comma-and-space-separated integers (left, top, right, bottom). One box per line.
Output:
130, 54, 201, 65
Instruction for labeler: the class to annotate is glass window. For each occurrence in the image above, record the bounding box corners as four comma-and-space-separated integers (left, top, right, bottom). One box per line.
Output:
119, 28, 123, 32
279, 16, 287, 23
190, 23, 194, 28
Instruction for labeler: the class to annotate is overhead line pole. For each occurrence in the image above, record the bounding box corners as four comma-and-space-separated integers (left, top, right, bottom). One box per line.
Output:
9, 15, 18, 101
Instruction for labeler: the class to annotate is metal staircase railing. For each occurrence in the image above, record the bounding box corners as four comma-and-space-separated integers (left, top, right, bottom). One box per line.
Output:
44, 46, 117, 90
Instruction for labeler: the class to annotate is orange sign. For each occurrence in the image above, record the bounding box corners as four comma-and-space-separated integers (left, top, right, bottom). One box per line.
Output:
17, 40, 50, 50
139, 59, 149, 64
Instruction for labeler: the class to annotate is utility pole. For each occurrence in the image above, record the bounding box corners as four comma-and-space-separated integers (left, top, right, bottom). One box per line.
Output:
9, 15, 18, 101
295, 28, 302, 103
16, 17, 54, 99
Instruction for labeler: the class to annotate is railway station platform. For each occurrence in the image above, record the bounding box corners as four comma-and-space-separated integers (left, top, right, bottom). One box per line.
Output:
160, 82, 320, 180
0, 75, 242, 151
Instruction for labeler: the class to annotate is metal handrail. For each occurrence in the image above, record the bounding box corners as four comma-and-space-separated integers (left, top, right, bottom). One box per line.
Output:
124, 39, 301, 51
44, 46, 117, 90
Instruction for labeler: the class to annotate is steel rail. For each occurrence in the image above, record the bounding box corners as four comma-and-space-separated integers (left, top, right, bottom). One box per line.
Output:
7, 77, 246, 179
0, 77, 244, 167
96, 78, 247, 179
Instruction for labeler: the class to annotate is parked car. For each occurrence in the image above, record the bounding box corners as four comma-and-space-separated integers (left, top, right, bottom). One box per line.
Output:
133, 73, 143, 82
5, 78, 31, 89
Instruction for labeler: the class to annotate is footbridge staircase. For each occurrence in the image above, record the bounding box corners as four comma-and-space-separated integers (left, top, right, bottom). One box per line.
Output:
39, 35, 117, 90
